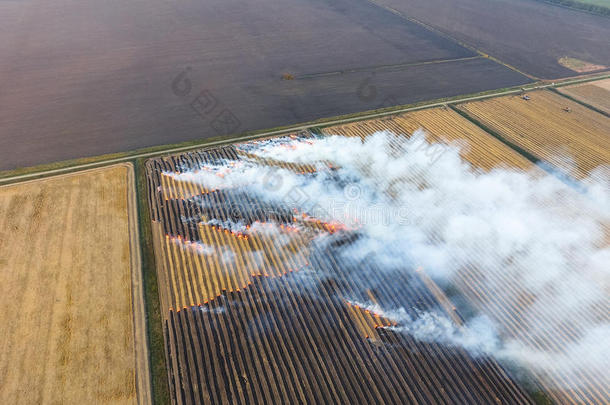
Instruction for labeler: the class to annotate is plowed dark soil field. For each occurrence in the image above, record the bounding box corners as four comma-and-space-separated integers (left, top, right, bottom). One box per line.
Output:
0, 0, 530, 171
373, 0, 610, 79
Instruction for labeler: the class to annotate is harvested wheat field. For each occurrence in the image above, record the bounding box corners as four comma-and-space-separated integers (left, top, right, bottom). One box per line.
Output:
558, 78, 610, 115
0, 164, 150, 405
456, 89, 610, 179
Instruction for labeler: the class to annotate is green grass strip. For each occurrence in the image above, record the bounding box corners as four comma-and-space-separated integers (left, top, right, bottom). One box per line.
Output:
134, 158, 170, 405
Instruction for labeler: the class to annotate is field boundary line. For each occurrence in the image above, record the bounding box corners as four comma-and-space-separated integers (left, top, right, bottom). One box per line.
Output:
296, 56, 482, 79
0, 162, 134, 188
448, 105, 543, 166
363, 0, 539, 81
0, 73, 607, 185
126, 162, 153, 405
449, 104, 586, 191
549, 86, 610, 117
0, 163, 154, 403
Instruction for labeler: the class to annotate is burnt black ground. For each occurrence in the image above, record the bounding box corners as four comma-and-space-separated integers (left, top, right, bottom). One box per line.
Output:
374, 0, 610, 79
0, 0, 531, 170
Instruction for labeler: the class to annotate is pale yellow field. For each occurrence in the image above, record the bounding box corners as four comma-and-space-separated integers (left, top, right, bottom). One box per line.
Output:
0, 164, 149, 405
324, 106, 534, 171
457, 90, 610, 179
558, 78, 610, 115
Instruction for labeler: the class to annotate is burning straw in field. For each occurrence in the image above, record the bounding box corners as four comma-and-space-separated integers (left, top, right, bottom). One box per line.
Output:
168, 130, 609, 392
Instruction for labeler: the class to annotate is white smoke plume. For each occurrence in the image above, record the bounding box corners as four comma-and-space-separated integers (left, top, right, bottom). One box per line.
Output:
346, 298, 501, 354
171, 130, 610, 390
170, 237, 215, 256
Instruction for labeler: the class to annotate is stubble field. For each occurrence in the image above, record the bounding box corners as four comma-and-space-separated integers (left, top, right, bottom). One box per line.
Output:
456, 90, 610, 179
0, 0, 531, 171
0, 164, 150, 404
558, 78, 610, 115
145, 135, 534, 404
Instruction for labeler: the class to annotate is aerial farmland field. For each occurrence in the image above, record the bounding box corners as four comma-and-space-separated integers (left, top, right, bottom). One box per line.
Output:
0, 0, 532, 171
373, 0, 610, 79
145, 143, 535, 404
557, 78, 610, 114
323, 106, 534, 171
456, 90, 610, 179
0, 165, 150, 404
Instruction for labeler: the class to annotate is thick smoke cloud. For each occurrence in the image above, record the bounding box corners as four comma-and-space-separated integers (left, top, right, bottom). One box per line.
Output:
171, 131, 609, 389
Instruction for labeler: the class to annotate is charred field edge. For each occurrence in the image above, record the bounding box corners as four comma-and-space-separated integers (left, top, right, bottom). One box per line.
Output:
449, 100, 587, 192
135, 158, 171, 405
144, 147, 535, 404
0, 76, 605, 405
364, 0, 537, 81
